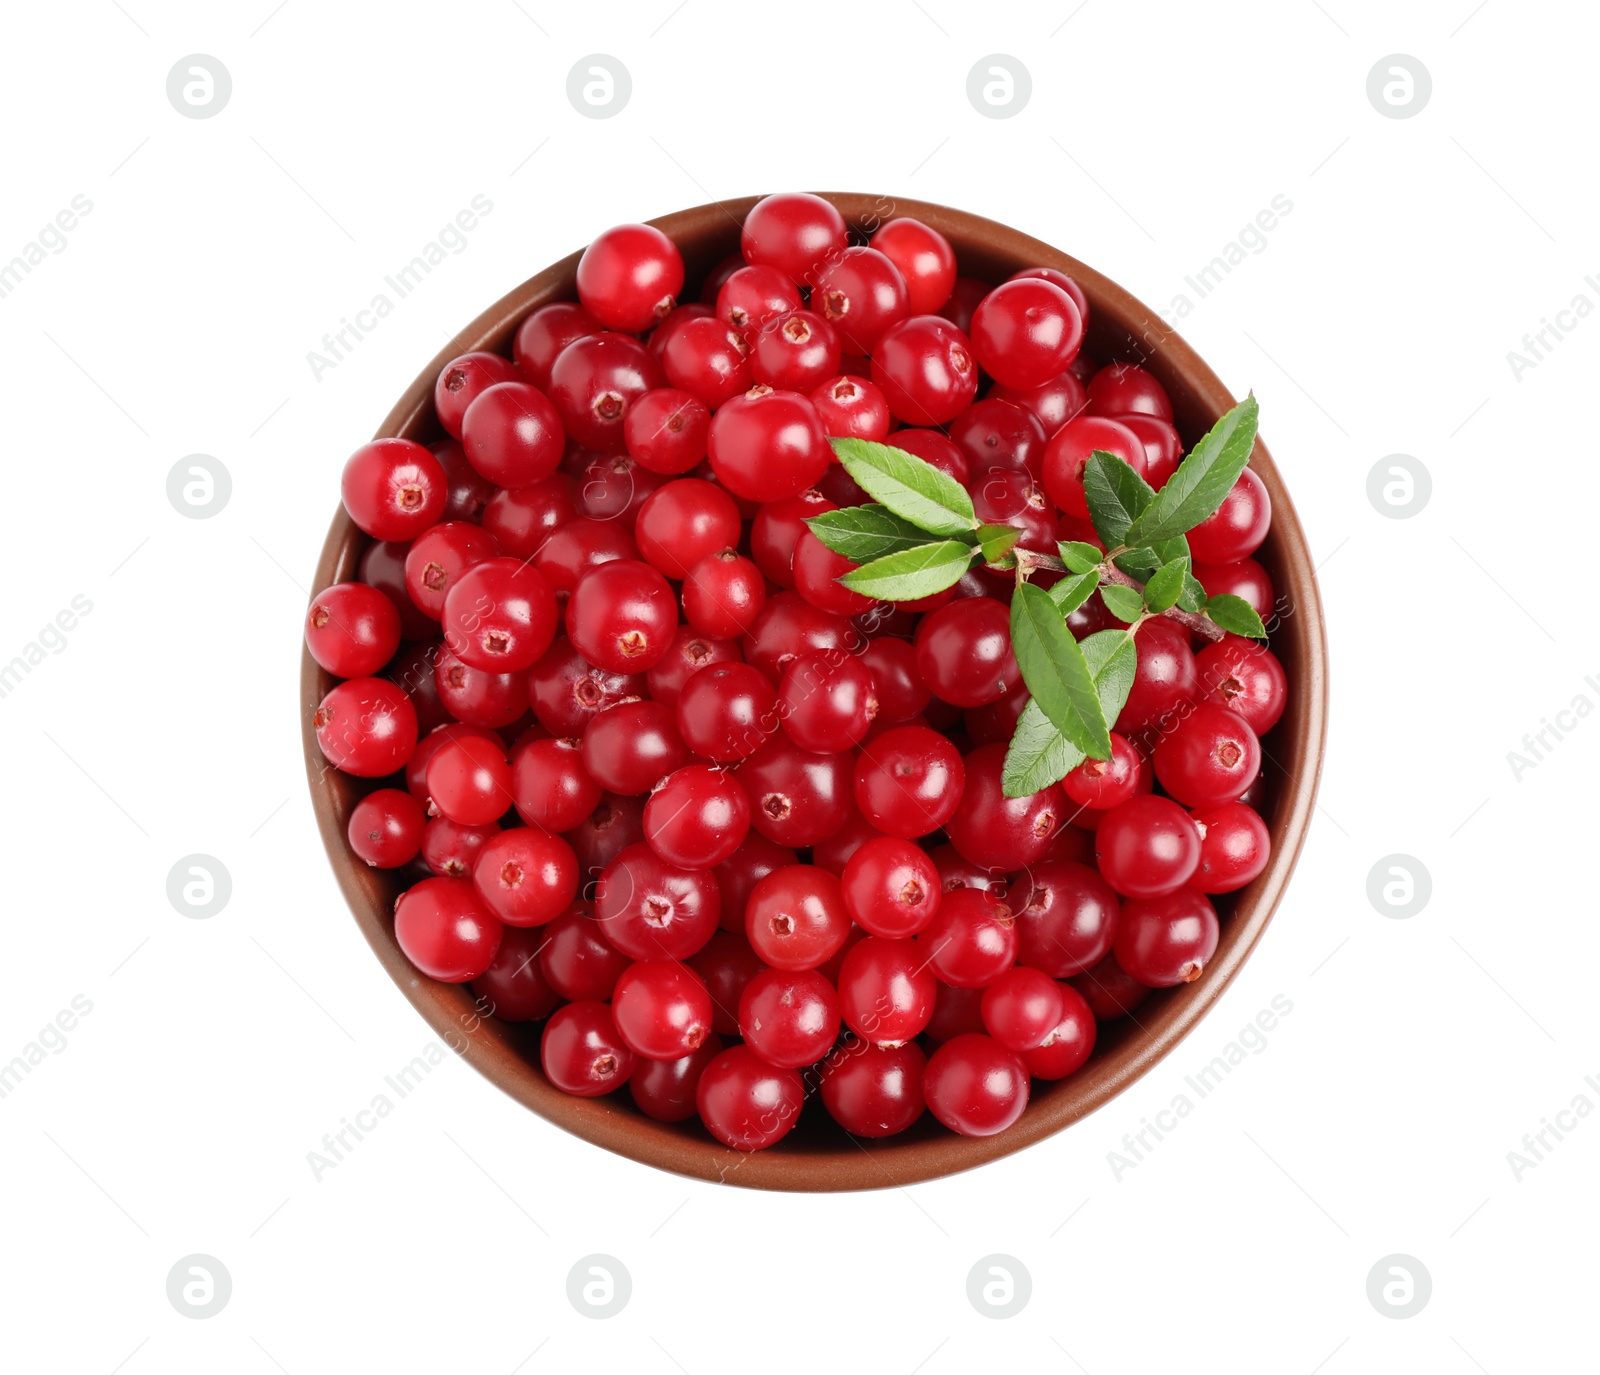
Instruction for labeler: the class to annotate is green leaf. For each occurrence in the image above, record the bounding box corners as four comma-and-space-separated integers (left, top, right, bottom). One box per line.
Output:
830, 437, 977, 539
1001, 700, 1085, 798
805, 505, 941, 564
1205, 593, 1267, 639
1080, 629, 1139, 725
1177, 573, 1209, 614
1123, 395, 1259, 546
1057, 540, 1104, 575
976, 523, 1022, 565
1115, 534, 1189, 580
1098, 583, 1145, 624
838, 540, 974, 601
1009, 583, 1112, 760
1143, 557, 1190, 613
1048, 569, 1100, 616
1083, 450, 1156, 548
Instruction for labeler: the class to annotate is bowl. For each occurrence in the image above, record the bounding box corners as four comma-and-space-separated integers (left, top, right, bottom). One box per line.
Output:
301, 192, 1328, 1191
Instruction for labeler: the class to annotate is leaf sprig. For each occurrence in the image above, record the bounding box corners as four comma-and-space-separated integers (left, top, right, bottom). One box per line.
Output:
807, 397, 1268, 798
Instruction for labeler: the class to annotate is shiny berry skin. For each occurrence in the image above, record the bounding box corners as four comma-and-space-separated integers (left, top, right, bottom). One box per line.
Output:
394, 876, 503, 982
1117, 618, 1198, 734
854, 725, 964, 838
696, 1044, 804, 1149
750, 491, 835, 587
707, 387, 832, 503
811, 246, 909, 354
859, 637, 931, 724
1094, 795, 1202, 897
778, 651, 878, 753
435, 351, 521, 439
541, 1001, 636, 1097
440, 557, 559, 673
1193, 557, 1275, 621
840, 837, 940, 938
870, 315, 979, 426
660, 317, 752, 409
548, 332, 666, 452
435, 437, 496, 520
913, 598, 1020, 708
634, 479, 741, 579
1041, 414, 1148, 520
981, 966, 1067, 1051
581, 699, 689, 795
630, 1035, 724, 1122
1154, 703, 1261, 808
1010, 266, 1090, 324
1119, 414, 1183, 488
810, 375, 891, 441
1068, 952, 1152, 1021
433, 647, 529, 728
539, 902, 631, 1001
673, 662, 775, 762
871, 217, 957, 314
1022, 985, 1097, 1079
683, 550, 766, 639
1013, 860, 1120, 978
595, 843, 720, 961
359, 539, 437, 641
924, 981, 987, 1042
1195, 639, 1287, 737
313, 677, 418, 777
739, 967, 840, 1068
511, 735, 601, 831
791, 531, 877, 618
479, 476, 577, 561
645, 763, 751, 869
744, 864, 850, 970
659, 298, 717, 342
923, 1034, 1029, 1137
567, 792, 646, 897
716, 264, 801, 331
425, 734, 513, 826
645, 627, 741, 707
818, 1038, 926, 1137
528, 638, 643, 737
742, 192, 848, 284
572, 451, 662, 527
1085, 361, 1174, 421
1114, 888, 1219, 986
836, 936, 936, 1043
341, 438, 447, 540
305, 582, 403, 678
945, 743, 1065, 872
421, 815, 498, 878
738, 735, 854, 848
347, 788, 426, 868
471, 925, 562, 1022
1187, 466, 1272, 564
515, 301, 600, 390
1191, 802, 1271, 893
471, 826, 578, 926
916, 887, 1017, 988
742, 591, 859, 682
459, 380, 564, 487
611, 960, 713, 1061
970, 277, 1084, 389
1062, 732, 1141, 810
624, 387, 710, 475
988, 369, 1088, 437
565, 559, 676, 673
891, 427, 970, 483
576, 223, 684, 332
403, 522, 501, 621
750, 309, 841, 392
711, 835, 795, 941
950, 398, 1049, 478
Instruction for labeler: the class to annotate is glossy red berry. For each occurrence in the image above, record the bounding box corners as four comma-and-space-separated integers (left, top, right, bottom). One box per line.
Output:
420, 815, 498, 878
749, 308, 841, 393
707, 387, 832, 503
870, 315, 979, 426
347, 788, 426, 868
811, 246, 909, 354
981, 966, 1067, 1051
742, 192, 848, 284
528, 638, 642, 737
913, 598, 1020, 708
744, 864, 850, 970
611, 960, 713, 1061
541, 1001, 636, 1096
1120, 414, 1184, 488
515, 301, 600, 390
779, 650, 878, 754
433, 647, 529, 728
854, 725, 964, 838
809, 374, 891, 440
738, 967, 840, 1068
630, 1036, 723, 1122
470, 925, 562, 1022
839, 837, 940, 938
871, 218, 956, 314
581, 699, 689, 795
576, 223, 684, 332
1187, 467, 1272, 564
1114, 888, 1219, 986
916, 887, 1017, 988
425, 734, 512, 826
835, 936, 936, 1044
673, 662, 775, 762
572, 451, 663, 528
923, 1034, 1029, 1136
1117, 618, 1198, 734
1195, 638, 1286, 736
1041, 414, 1147, 520
539, 903, 631, 1001
858, 637, 931, 725
1193, 557, 1275, 621
313, 677, 418, 777
394, 876, 503, 982
471, 826, 579, 926
1153, 703, 1261, 808
511, 735, 601, 831
1192, 801, 1271, 893
749, 491, 835, 587
714, 263, 799, 329
696, 1044, 804, 1149
624, 387, 710, 475
947, 744, 1065, 871
460, 381, 564, 487
738, 735, 854, 847
791, 530, 877, 617
359, 539, 436, 641
742, 591, 859, 682
682, 549, 766, 640
891, 427, 970, 483
1085, 361, 1174, 421
1095, 795, 1201, 897
402, 522, 500, 621
567, 793, 647, 896
645, 763, 751, 868
644, 627, 741, 708
435, 351, 522, 439
1022, 984, 1097, 1079
950, 398, 1049, 478
595, 843, 720, 961
988, 369, 1088, 437
341, 438, 447, 540
440, 557, 558, 673
818, 1038, 926, 1137
1013, 860, 1120, 978
548, 332, 666, 452
660, 317, 752, 409
305, 582, 403, 678
565, 558, 677, 673
970, 277, 1084, 389
1062, 732, 1141, 810
632, 479, 740, 581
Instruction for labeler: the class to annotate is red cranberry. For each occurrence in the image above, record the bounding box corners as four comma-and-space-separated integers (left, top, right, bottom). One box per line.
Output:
696, 1044, 804, 1149
749, 491, 835, 587
471, 925, 562, 1022
854, 725, 964, 838
1195, 638, 1287, 736
313, 677, 418, 777
744, 864, 850, 970
359, 539, 436, 641
394, 876, 503, 982
630, 1036, 723, 1122
981, 966, 1067, 1051
969, 470, 1055, 557
950, 398, 1049, 478
810, 374, 891, 440
738, 735, 854, 848
470, 826, 577, 927
528, 638, 643, 737
645, 763, 751, 869
510, 735, 601, 831
633, 478, 741, 579
1068, 952, 1151, 1021
1193, 557, 1276, 622
460, 381, 564, 487
341, 439, 447, 541
707, 387, 832, 502
565, 558, 676, 673
581, 699, 689, 795
964, 689, 1031, 748
1022, 985, 1097, 1079
742, 192, 848, 285
677, 662, 779, 761
595, 843, 720, 961
434, 351, 520, 439
1009, 266, 1090, 325
660, 317, 752, 409
548, 332, 666, 452
440, 557, 559, 674
1013, 860, 1120, 978
945, 743, 1064, 872
539, 902, 631, 1001
347, 788, 426, 869
871, 218, 957, 314
689, 928, 767, 1033
625, 387, 710, 475
1153, 703, 1262, 808
835, 935, 936, 1044
739, 967, 840, 1068
515, 301, 600, 390
1114, 888, 1219, 986
839, 837, 940, 939
645, 627, 742, 708
715, 263, 800, 329
778, 651, 878, 754
742, 590, 859, 682
698, 254, 746, 306
713, 831, 797, 935
576, 223, 684, 331
434, 646, 529, 728
818, 1038, 927, 1137
1041, 414, 1148, 520
305, 582, 403, 678
1086, 361, 1174, 421
421, 815, 499, 878
611, 960, 712, 1061
541, 1001, 635, 1096
923, 981, 987, 1042
923, 1034, 1029, 1137
916, 887, 1017, 988
750, 309, 841, 393
913, 598, 1020, 708
1187, 467, 1272, 564
1192, 801, 1271, 893
1117, 618, 1198, 735
424, 733, 512, 826
1119, 414, 1184, 488
1095, 795, 1201, 897
858, 637, 931, 724
970, 277, 1084, 389
683, 550, 767, 640
566, 792, 646, 896
572, 451, 663, 528
402, 522, 501, 621
530, 516, 637, 599
936, 276, 990, 334
988, 369, 1088, 437
791, 531, 877, 618
870, 315, 979, 425
891, 427, 970, 483
1062, 732, 1141, 810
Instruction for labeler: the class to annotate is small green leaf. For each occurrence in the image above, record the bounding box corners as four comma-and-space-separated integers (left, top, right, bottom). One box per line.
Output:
1115, 534, 1189, 580
1010, 583, 1112, 760
830, 437, 977, 539
1098, 583, 1145, 624
976, 523, 1022, 565
1048, 569, 1100, 616
838, 540, 974, 601
806, 505, 940, 563
1057, 540, 1104, 575
1083, 450, 1156, 548
1205, 593, 1267, 639
1080, 629, 1139, 725
1001, 700, 1085, 798
1123, 395, 1259, 546
1143, 557, 1190, 613
1177, 573, 1209, 614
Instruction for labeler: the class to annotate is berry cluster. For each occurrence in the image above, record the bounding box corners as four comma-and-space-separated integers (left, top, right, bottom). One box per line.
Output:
312, 193, 1287, 1153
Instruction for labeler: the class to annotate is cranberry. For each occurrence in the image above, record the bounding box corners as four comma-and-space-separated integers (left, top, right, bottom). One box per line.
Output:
515, 301, 600, 390
689, 928, 767, 1032
1008, 266, 1089, 323
713, 263, 798, 329
347, 788, 426, 869
989, 369, 1088, 437
739, 967, 840, 1068
969, 470, 1055, 557
421, 815, 499, 878
471, 925, 562, 1022
408, 723, 501, 797
913, 598, 1020, 708
433, 647, 528, 728
646, 627, 742, 707
970, 277, 1084, 389
595, 843, 719, 961
950, 398, 1049, 478
645, 763, 751, 869
633, 479, 741, 578
548, 332, 666, 452
870, 315, 979, 425
870, 218, 957, 314
923, 981, 987, 1042
854, 725, 964, 838
859, 637, 931, 723
1118, 415, 1183, 488
1193, 557, 1275, 622
1117, 618, 1198, 735
434, 351, 520, 440
566, 792, 646, 897
827, 936, 931, 1045
611, 960, 712, 1061
696, 1044, 804, 1150
439, 557, 558, 675
1095, 795, 1201, 897
742, 591, 859, 681
945, 744, 1065, 872
744, 864, 850, 970
750, 491, 835, 587
576, 223, 684, 331
1154, 703, 1261, 809
1022, 985, 1097, 1079
573, 451, 663, 528
341, 439, 447, 540
712, 830, 795, 934
660, 317, 752, 409
1187, 467, 1272, 564
837, 839, 937, 939
565, 559, 676, 673
791, 531, 877, 618
539, 902, 631, 1001
683, 549, 767, 639
1084, 361, 1173, 421
778, 650, 878, 754
916, 887, 1017, 988
1068, 952, 1151, 1021
511, 735, 601, 831
630, 1036, 723, 1122
424, 734, 512, 826
742, 192, 848, 284
1195, 638, 1287, 736
581, 699, 689, 795
541, 1001, 635, 1096
818, 1038, 926, 1137
1115, 888, 1219, 986
807, 246, 907, 354
528, 639, 641, 737
394, 876, 503, 982
749, 308, 841, 393
1041, 415, 1148, 520
981, 966, 1066, 1052
305, 582, 403, 678
809, 374, 891, 440
313, 677, 418, 777
1192, 801, 1271, 893
808, 802, 884, 877
460, 381, 564, 487
402, 522, 499, 622
470, 826, 578, 927
738, 735, 854, 848
1062, 732, 1141, 810
891, 427, 970, 483
531, 516, 637, 599
707, 388, 832, 503
676, 662, 778, 762
1013, 859, 1120, 978
923, 1034, 1029, 1137
625, 387, 711, 475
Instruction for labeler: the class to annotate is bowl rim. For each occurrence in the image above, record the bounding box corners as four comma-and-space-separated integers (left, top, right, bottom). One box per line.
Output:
301, 191, 1329, 1192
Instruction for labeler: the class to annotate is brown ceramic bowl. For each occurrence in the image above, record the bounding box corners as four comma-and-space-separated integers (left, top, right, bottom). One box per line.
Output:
302, 193, 1328, 1191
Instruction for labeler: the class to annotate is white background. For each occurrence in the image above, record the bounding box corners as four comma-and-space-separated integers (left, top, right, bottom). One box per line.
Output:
1, 1, 1595, 1370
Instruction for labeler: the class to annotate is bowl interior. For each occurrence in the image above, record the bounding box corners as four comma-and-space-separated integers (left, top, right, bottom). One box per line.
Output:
302, 193, 1327, 1191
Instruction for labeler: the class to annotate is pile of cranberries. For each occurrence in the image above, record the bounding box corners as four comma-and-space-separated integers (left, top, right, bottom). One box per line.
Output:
310, 193, 1287, 1152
